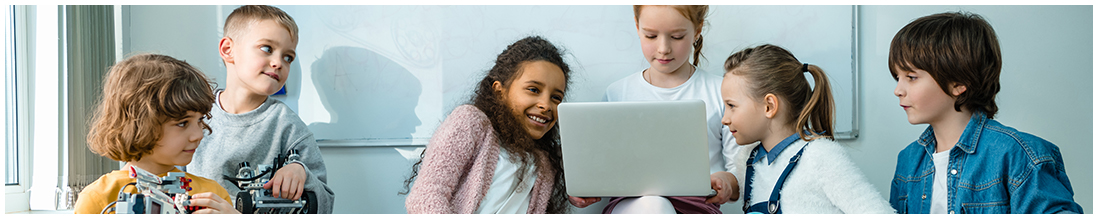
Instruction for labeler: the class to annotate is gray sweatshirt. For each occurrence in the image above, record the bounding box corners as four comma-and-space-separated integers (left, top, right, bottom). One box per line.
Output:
186, 90, 334, 213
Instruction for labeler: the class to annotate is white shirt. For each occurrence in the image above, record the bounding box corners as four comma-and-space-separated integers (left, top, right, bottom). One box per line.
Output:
603, 68, 747, 175
476, 150, 537, 214
736, 138, 895, 213
930, 150, 950, 214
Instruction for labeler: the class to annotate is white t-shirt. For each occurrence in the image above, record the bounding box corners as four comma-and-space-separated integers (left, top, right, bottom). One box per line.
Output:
476, 150, 538, 214
603, 68, 745, 174
930, 150, 950, 214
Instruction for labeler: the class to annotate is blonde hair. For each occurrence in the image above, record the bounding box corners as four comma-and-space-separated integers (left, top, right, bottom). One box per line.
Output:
724, 44, 834, 141
634, 5, 709, 66
223, 5, 299, 43
87, 54, 216, 162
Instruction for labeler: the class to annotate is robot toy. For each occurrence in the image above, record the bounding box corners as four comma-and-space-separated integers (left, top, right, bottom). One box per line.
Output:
102, 165, 205, 214
224, 149, 318, 214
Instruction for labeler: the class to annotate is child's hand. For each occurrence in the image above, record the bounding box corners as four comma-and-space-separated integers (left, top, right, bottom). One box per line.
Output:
705, 171, 740, 204
188, 192, 240, 214
568, 196, 601, 208
263, 163, 307, 200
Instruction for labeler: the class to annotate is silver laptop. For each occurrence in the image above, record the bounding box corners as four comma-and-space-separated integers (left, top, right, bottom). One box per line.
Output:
557, 100, 713, 197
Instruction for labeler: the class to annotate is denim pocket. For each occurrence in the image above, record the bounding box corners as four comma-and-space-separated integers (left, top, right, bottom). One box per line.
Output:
895, 196, 908, 214
961, 201, 1009, 214
956, 177, 1010, 214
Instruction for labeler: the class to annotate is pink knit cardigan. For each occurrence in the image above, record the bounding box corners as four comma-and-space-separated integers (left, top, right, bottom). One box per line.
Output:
405, 105, 556, 214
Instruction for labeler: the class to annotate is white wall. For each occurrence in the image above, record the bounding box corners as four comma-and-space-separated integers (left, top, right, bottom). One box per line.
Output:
126, 5, 226, 90
849, 5, 1093, 213
120, 5, 1092, 214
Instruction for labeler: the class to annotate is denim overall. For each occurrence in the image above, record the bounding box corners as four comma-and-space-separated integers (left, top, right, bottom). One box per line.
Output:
742, 142, 809, 214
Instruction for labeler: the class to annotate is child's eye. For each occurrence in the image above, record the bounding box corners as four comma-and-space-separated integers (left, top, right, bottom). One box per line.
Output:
672, 35, 685, 40
727, 103, 735, 109
644, 35, 656, 39
551, 95, 563, 102
176, 121, 188, 127
906, 75, 917, 81
260, 45, 272, 53
283, 55, 294, 63
527, 87, 539, 93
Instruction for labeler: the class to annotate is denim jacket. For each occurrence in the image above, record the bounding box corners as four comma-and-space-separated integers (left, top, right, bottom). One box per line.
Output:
889, 111, 1083, 214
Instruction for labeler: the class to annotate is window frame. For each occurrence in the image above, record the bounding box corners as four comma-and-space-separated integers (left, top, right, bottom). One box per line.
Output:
5, 5, 34, 213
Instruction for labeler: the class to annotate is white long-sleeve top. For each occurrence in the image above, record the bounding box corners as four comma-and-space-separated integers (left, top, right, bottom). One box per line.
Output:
732, 138, 895, 214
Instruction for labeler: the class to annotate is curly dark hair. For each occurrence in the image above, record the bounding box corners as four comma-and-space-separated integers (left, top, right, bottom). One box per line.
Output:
401, 36, 573, 213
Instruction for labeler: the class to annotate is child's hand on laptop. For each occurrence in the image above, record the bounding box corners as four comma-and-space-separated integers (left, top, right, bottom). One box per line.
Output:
705, 171, 739, 204
568, 196, 602, 208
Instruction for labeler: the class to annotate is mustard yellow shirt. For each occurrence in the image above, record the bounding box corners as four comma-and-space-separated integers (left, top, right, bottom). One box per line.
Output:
73, 167, 231, 214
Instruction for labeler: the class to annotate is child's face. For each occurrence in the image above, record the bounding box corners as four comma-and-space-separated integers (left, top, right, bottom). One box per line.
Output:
227, 19, 297, 96
636, 6, 697, 75
893, 66, 959, 125
143, 111, 206, 168
495, 61, 567, 140
720, 74, 767, 145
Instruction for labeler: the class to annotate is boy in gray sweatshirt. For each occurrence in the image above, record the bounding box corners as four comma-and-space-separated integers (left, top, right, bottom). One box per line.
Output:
186, 5, 334, 213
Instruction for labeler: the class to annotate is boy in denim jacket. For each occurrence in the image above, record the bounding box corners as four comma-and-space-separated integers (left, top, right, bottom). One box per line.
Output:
887, 11, 1082, 214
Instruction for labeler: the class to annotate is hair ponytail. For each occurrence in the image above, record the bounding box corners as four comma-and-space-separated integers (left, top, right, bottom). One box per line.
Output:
795, 64, 834, 141
724, 44, 834, 141
692, 35, 704, 67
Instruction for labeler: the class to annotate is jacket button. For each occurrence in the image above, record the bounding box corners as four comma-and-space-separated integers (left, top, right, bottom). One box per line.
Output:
949, 210, 955, 214
921, 194, 926, 199
950, 169, 957, 175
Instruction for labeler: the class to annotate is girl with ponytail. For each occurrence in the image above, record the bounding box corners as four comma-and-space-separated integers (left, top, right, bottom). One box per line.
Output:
720, 44, 893, 213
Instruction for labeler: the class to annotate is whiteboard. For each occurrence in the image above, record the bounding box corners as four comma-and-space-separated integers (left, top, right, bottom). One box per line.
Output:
277, 5, 858, 146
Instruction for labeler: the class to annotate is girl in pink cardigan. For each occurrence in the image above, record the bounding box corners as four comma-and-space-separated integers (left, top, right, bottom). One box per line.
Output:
403, 36, 600, 214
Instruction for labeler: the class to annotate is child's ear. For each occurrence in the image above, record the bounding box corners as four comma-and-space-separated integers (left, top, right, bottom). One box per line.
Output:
764, 93, 779, 119
219, 37, 234, 64
950, 83, 967, 96
492, 81, 504, 95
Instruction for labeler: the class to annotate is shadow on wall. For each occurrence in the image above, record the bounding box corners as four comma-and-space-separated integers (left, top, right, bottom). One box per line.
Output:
308, 46, 423, 140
